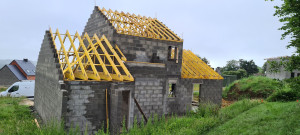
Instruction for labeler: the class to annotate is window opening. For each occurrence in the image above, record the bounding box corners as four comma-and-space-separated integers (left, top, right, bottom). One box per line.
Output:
168, 46, 178, 63
168, 83, 176, 97
297, 73, 300, 77
193, 84, 200, 102
8, 85, 19, 93
291, 72, 295, 78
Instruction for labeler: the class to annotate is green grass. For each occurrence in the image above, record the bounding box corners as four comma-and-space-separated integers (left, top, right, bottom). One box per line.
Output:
207, 102, 300, 135
0, 97, 38, 134
1, 96, 299, 135
0, 87, 6, 92
223, 76, 283, 100
124, 100, 300, 135
0, 97, 76, 135
123, 99, 261, 135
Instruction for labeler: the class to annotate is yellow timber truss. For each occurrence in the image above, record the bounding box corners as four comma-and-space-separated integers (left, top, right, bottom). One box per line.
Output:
49, 28, 134, 82
182, 50, 223, 80
99, 7, 183, 42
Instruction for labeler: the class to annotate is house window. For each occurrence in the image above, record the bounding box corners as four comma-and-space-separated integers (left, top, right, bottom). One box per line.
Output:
168, 83, 176, 97
291, 72, 295, 78
168, 46, 178, 63
298, 73, 300, 77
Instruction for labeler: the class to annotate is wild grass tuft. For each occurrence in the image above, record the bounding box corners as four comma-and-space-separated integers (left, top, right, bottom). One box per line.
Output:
123, 99, 261, 135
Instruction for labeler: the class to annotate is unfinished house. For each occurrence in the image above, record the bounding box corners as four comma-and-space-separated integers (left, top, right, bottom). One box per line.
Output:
265, 56, 300, 80
34, 7, 223, 134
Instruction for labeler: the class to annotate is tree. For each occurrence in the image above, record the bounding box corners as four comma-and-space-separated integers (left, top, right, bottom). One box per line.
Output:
222, 60, 239, 72
268, 0, 300, 71
223, 69, 247, 79
196, 54, 210, 64
262, 61, 268, 74
239, 59, 259, 75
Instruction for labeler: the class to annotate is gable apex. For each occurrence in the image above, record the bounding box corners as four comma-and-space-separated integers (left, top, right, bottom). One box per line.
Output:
97, 6, 183, 42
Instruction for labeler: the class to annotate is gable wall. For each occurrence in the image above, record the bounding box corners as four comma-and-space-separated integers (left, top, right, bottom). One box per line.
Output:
35, 31, 65, 122
0, 66, 19, 87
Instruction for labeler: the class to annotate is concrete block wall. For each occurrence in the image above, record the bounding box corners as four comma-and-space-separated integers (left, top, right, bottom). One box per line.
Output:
180, 79, 223, 105
35, 31, 65, 122
200, 79, 223, 105
83, 7, 183, 77
109, 82, 135, 134
125, 62, 166, 121
63, 81, 111, 134
266, 59, 300, 80
83, 7, 115, 47
0, 65, 20, 87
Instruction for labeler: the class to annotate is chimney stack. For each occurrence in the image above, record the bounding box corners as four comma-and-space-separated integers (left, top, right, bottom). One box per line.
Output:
23, 58, 28, 62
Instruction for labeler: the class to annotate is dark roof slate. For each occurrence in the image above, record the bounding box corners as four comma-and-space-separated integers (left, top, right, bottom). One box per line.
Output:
6, 65, 27, 80
14, 60, 36, 76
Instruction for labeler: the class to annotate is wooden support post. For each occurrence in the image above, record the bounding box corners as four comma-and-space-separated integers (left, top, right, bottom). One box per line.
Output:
106, 89, 109, 129
133, 97, 148, 123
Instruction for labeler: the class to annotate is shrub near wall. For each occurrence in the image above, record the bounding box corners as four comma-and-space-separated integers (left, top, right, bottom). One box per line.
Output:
222, 69, 247, 79
267, 77, 300, 102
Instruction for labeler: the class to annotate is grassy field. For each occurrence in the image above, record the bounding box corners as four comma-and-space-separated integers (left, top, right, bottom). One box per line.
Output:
0, 97, 37, 134
123, 99, 261, 135
0, 97, 74, 135
0, 87, 6, 92
1, 96, 299, 134
207, 102, 300, 135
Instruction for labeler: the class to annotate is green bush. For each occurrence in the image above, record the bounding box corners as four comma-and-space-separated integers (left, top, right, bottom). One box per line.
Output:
222, 69, 247, 79
223, 76, 283, 100
267, 88, 299, 102
267, 77, 300, 102
0, 87, 6, 92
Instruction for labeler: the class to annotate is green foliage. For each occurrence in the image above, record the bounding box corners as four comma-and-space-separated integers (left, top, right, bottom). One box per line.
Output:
272, 0, 300, 54
222, 59, 260, 76
124, 99, 261, 135
267, 77, 300, 102
239, 59, 259, 75
266, 0, 300, 71
222, 69, 247, 79
0, 87, 6, 92
222, 60, 239, 72
223, 76, 283, 100
196, 54, 210, 64
267, 87, 299, 102
196, 103, 220, 118
207, 102, 300, 135
193, 91, 199, 101
0, 97, 111, 135
262, 61, 267, 74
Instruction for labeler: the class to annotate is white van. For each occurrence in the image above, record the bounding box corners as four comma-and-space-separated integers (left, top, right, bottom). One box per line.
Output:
0, 80, 35, 99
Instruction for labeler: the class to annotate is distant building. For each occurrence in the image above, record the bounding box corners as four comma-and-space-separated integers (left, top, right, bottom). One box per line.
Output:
0, 59, 36, 86
265, 56, 300, 80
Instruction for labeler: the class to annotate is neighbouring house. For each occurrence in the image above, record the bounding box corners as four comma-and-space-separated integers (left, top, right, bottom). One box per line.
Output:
0, 59, 36, 87
35, 6, 223, 134
265, 56, 300, 80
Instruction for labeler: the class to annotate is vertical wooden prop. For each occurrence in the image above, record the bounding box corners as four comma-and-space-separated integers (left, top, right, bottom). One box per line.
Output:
106, 89, 109, 129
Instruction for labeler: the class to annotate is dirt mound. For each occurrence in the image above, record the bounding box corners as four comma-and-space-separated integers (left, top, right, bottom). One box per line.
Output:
225, 83, 273, 101
222, 99, 234, 108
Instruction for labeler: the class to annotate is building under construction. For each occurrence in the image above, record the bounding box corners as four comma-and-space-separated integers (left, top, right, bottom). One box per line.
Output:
34, 6, 223, 134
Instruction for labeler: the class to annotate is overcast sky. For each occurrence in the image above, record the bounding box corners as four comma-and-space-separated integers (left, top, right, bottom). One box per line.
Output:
0, 0, 296, 68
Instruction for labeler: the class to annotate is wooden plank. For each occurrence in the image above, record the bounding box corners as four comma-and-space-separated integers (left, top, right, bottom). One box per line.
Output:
133, 97, 148, 123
